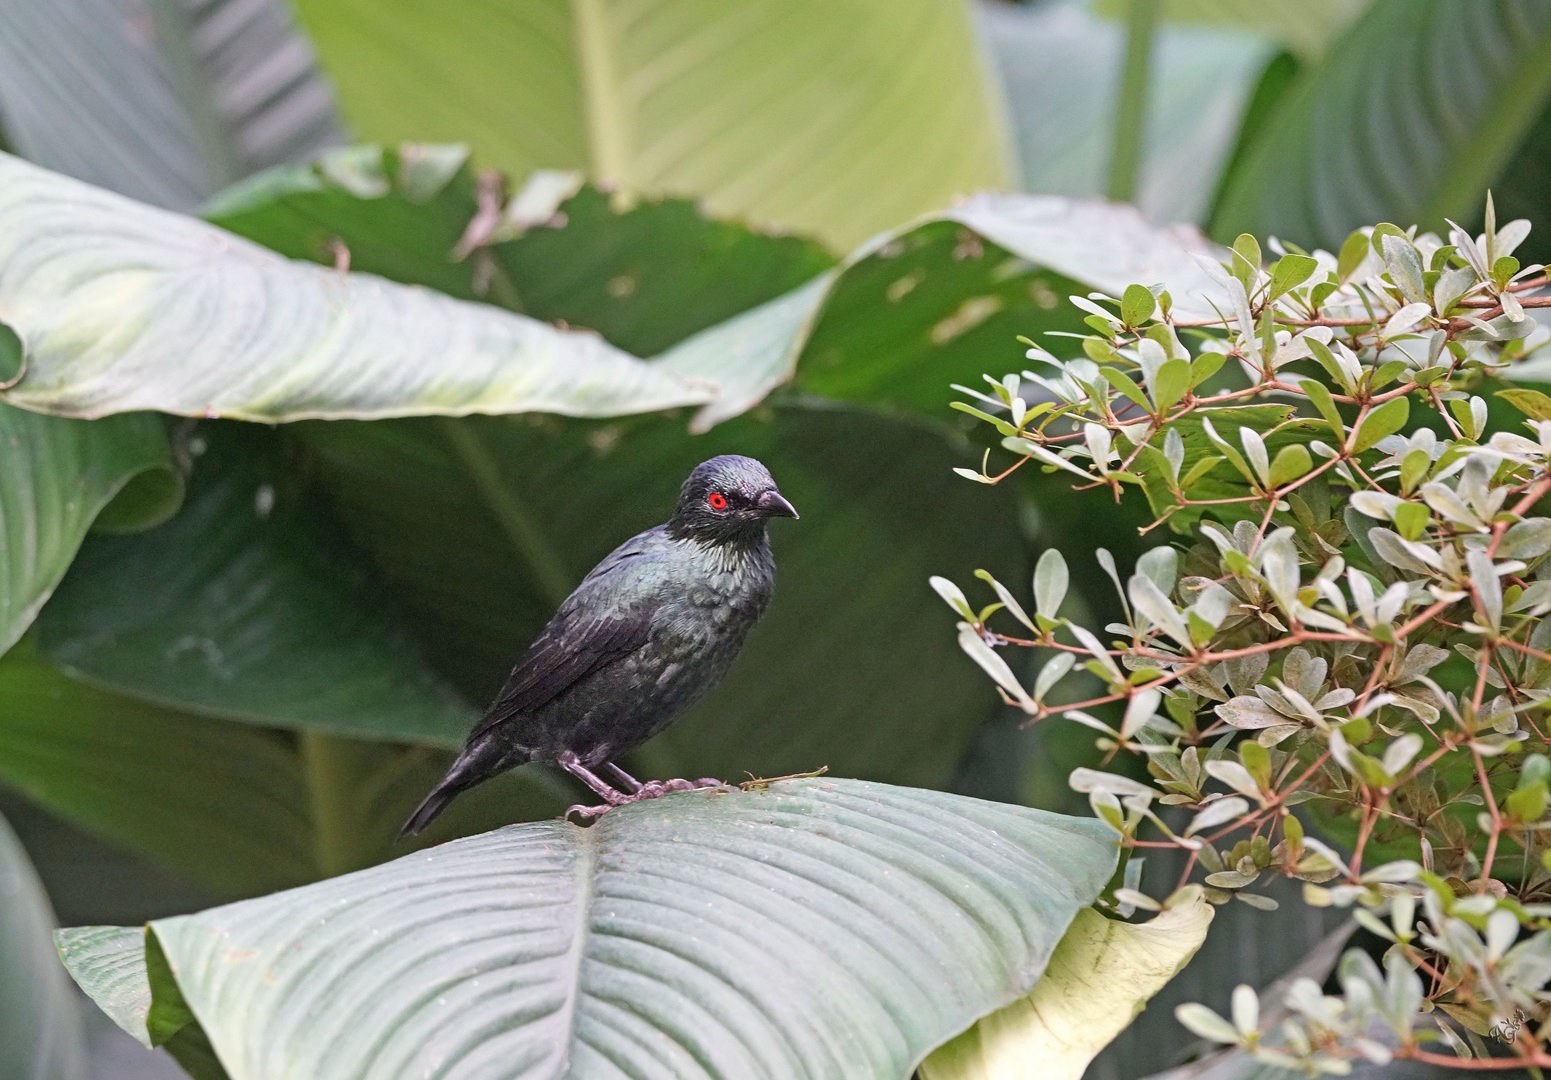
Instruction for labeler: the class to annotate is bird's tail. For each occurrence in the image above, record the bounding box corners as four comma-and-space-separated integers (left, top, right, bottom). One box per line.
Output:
399, 733, 512, 838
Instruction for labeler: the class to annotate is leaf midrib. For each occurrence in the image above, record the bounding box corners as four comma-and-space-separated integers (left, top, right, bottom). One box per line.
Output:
572, 0, 628, 183
555, 822, 598, 1075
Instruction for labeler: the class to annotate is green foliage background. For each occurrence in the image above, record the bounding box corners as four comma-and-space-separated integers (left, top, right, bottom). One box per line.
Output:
0, 0, 1550, 1077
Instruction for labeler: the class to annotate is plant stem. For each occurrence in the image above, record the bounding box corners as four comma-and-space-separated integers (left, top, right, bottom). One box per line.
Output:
299, 730, 358, 880
1107, 0, 1161, 203
440, 417, 573, 609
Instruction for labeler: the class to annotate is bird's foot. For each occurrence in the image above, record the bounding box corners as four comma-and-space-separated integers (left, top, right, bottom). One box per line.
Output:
633, 777, 729, 799
564, 801, 614, 822
563, 777, 729, 821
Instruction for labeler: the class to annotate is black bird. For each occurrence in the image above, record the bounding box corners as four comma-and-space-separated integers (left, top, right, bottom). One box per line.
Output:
402, 455, 798, 835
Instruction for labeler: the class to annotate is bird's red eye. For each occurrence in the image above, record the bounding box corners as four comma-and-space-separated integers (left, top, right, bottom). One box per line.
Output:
707, 492, 728, 510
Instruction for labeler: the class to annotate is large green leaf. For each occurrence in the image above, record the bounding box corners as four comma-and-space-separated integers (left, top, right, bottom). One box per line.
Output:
1212, 0, 1551, 248
57, 925, 232, 1080
0, 0, 343, 210
29, 405, 1025, 792
204, 145, 838, 355
69, 780, 1117, 1080
36, 422, 475, 747
205, 144, 1225, 427
1487, 89, 1551, 269
0, 152, 709, 422
977, 2, 1274, 224
0, 638, 570, 893
0, 401, 178, 658
655, 192, 1227, 429
0, 640, 315, 896
0, 808, 85, 1080
291, 405, 1026, 789
288, 0, 1009, 249
1, 151, 1224, 429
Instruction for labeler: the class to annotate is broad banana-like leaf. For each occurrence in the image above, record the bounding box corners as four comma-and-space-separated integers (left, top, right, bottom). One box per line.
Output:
0, 639, 315, 895
208, 145, 1224, 427
1212, 0, 1551, 248
0, 0, 344, 211
920, 893, 1214, 1080
1, 150, 1223, 428
0, 152, 709, 422
288, 0, 1008, 249
697, 192, 1225, 429
0, 809, 86, 1080
66, 779, 1117, 1080
56, 925, 231, 1080
202, 145, 836, 355
0, 639, 568, 894
977, 1, 1274, 224
57, 926, 153, 1045
48, 404, 1022, 793
37, 422, 475, 747
0, 401, 178, 658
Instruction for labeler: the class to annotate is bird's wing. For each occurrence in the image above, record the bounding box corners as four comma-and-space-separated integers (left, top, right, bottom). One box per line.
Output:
467, 535, 661, 740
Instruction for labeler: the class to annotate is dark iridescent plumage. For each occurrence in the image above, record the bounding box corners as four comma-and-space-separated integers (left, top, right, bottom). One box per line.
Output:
402, 455, 797, 835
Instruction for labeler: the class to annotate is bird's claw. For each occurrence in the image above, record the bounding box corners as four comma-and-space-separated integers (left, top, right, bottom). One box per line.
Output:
565, 802, 613, 822
564, 776, 730, 822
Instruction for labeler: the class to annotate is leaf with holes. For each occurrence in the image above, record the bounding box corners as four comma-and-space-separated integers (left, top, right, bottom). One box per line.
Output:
65, 780, 1117, 1080
214, 149, 1230, 428
1, 152, 1225, 430
206, 151, 836, 356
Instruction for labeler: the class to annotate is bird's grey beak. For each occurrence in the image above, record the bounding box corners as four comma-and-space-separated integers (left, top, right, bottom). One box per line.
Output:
756, 490, 799, 519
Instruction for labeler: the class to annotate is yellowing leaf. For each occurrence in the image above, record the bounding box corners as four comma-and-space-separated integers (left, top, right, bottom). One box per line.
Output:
1497, 388, 1551, 422
919, 894, 1213, 1080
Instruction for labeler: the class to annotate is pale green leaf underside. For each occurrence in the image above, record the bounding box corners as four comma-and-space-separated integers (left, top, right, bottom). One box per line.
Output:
0, 152, 710, 422
1, 811, 87, 1080
2, 151, 1230, 430
920, 896, 1214, 1080
0, 401, 176, 657
56, 925, 154, 1047
291, 0, 1009, 249
71, 780, 1117, 1080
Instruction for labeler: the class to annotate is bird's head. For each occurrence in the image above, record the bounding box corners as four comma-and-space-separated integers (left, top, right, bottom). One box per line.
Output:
669, 455, 799, 544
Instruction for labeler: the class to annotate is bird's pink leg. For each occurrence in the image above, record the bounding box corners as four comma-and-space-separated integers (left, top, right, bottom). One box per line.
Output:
559, 752, 631, 819
562, 753, 728, 821
603, 762, 644, 793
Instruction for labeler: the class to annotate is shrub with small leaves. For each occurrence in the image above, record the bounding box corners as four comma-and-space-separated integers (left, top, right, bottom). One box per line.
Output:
934, 199, 1551, 1069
